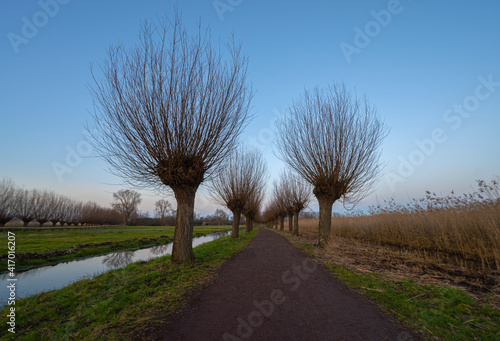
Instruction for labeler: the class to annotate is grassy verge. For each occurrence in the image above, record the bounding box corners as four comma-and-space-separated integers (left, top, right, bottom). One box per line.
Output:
0, 226, 231, 270
0, 229, 257, 340
297, 240, 499, 341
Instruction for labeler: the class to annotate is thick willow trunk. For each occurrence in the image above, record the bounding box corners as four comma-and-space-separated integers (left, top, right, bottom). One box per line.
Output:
292, 211, 299, 236
232, 209, 242, 239
245, 215, 251, 233
288, 214, 293, 232
172, 186, 197, 263
279, 216, 284, 231
317, 195, 335, 247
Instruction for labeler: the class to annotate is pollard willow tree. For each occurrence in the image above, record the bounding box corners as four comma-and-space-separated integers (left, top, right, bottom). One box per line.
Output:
278, 170, 311, 236
87, 14, 252, 262
276, 83, 387, 246
0, 178, 16, 227
242, 185, 265, 232
209, 147, 267, 239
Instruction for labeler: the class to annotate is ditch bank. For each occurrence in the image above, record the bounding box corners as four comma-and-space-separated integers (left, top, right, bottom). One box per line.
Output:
0, 233, 203, 271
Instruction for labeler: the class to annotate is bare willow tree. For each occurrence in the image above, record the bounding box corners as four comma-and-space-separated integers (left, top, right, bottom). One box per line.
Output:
278, 170, 311, 236
0, 178, 16, 227
276, 83, 387, 246
243, 185, 265, 232
155, 198, 173, 226
14, 188, 36, 227
87, 13, 252, 262
271, 180, 288, 231
209, 147, 267, 239
32, 189, 57, 227
112, 189, 142, 226
288, 171, 311, 236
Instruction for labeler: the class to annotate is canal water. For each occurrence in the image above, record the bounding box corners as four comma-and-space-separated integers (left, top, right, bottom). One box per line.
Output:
1, 230, 231, 306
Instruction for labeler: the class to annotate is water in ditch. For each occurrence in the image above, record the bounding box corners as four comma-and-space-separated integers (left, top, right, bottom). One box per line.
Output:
0, 230, 231, 306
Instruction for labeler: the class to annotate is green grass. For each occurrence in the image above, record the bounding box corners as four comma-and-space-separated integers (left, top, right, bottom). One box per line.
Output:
324, 262, 500, 340
0, 226, 232, 270
0, 226, 231, 254
0, 229, 257, 340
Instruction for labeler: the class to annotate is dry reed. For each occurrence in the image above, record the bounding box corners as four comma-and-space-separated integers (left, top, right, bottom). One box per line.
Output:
299, 178, 500, 271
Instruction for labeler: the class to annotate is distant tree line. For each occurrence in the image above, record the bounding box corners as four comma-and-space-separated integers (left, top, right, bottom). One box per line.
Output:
0, 178, 121, 227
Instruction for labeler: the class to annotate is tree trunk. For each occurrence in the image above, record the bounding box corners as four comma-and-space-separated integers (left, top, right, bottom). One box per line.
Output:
38, 220, 47, 227
245, 215, 251, 233
249, 219, 253, 232
172, 185, 197, 263
22, 219, 30, 227
52, 221, 57, 227
292, 211, 300, 236
288, 214, 293, 232
279, 216, 284, 231
317, 195, 335, 247
231, 209, 242, 239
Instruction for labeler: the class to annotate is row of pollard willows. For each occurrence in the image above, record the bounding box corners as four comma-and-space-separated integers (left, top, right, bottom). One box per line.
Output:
271, 83, 388, 246
208, 146, 267, 239
0, 178, 121, 227
84, 9, 387, 262
263, 171, 312, 236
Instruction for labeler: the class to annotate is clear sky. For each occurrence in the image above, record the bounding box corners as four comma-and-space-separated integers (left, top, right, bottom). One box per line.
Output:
1, 0, 499, 215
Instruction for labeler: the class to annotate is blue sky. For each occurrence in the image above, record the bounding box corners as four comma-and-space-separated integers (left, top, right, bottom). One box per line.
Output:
1, 0, 499, 215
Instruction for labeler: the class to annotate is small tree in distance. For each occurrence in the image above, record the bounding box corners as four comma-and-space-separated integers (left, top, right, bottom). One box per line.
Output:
276, 83, 388, 246
87, 12, 252, 262
155, 199, 173, 226
214, 209, 229, 226
112, 189, 142, 226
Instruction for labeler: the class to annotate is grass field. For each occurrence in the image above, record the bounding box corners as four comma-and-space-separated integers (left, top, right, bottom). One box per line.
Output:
0, 225, 232, 270
0, 229, 257, 340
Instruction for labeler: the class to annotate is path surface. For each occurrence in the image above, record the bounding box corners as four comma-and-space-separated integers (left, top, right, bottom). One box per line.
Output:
154, 227, 420, 341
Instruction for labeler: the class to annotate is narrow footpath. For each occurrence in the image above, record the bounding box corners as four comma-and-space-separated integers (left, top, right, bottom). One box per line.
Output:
154, 227, 421, 341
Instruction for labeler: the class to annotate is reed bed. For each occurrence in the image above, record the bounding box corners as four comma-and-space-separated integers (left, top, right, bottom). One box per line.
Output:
299, 178, 500, 271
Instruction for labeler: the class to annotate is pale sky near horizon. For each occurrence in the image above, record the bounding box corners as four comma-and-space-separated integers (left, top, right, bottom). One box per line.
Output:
1, 0, 499, 216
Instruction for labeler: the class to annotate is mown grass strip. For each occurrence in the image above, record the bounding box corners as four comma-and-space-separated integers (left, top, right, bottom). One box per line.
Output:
0, 229, 257, 340
324, 262, 499, 340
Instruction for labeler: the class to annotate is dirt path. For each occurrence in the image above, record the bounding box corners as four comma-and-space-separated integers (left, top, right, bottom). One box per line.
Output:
154, 227, 420, 341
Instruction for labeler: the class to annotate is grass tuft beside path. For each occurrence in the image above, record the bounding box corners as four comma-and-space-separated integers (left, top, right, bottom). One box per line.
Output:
0, 229, 257, 340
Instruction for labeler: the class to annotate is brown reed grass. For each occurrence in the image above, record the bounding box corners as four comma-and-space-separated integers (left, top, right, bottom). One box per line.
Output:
299, 177, 500, 271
